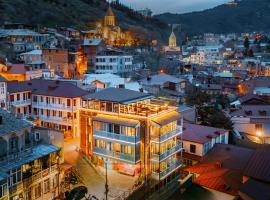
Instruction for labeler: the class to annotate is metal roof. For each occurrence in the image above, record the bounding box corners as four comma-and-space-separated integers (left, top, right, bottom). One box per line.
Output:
84, 88, 152, 104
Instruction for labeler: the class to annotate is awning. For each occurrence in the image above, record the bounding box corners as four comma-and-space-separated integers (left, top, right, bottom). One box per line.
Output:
152, 111, 180, 126
93, 114, 140, 127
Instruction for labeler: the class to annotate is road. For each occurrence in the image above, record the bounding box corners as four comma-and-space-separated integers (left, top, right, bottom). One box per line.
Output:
64, 139, 136, 200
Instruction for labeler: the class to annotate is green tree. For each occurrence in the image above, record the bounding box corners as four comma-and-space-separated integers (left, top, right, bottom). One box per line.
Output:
186, 86, 210, 106
198, 106, 233, 130
244, 37, 250, 49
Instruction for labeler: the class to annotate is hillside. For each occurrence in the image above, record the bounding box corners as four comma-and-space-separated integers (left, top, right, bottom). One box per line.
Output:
155, 0, 270, 35
0, 0, 168, 41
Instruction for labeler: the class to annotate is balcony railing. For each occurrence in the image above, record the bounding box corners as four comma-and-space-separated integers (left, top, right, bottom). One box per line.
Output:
22, 165, 58, 185
152, 160, 182, 180
32, 102, 78, 111
93, 147, 140, 163
37, 115, 73, 125
11, 99, 31, 106
93, 130, 140, 144
151, 126, 182, 143
151, 143, 182, 161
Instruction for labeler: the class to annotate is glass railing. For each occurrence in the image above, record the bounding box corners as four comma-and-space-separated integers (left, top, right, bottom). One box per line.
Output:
152, 160, 182, 180
93, 130, 140, 143
151, 143, 182, 161
93, 147, 140, 163
151, 126, 182, 142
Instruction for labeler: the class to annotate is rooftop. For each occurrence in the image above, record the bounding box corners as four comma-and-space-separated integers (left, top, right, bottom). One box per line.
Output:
7, 79, 88, 98
0, 29, 42, 37
182, 123, 228, 144
0, 144, 59, 172
0, 75, 7, 82
244, 146, 270, 183
84, 87, 152, 104
140, 73, 184, 86
0, 109, 32, 137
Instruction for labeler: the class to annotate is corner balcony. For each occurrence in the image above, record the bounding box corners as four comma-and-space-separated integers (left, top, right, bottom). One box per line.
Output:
151, 160, 182, 180
37, 116, 74, 125
93, 130, 140, 144
151, 126, 182, 143
151, 143, 182, 162
93, 147, 140, 164
11, 99, 31, 107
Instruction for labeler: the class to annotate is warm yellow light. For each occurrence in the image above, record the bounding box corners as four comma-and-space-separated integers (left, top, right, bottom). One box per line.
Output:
256, 131, 262, 137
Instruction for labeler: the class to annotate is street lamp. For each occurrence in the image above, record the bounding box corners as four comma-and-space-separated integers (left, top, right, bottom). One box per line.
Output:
105, 160, 109, 200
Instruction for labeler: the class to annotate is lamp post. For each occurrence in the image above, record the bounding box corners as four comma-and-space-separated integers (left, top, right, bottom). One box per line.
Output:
105, 161, 109, 200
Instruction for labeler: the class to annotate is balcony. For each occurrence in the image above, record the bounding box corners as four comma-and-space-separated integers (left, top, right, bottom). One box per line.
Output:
37, 116, 73, 125
9, 182, 23, 195
151, 160, 182, 180
11, 99, 31, 107
22, 165, 58, 185
93, 130, 140, 144
32, 102, 78, 111
93, 147, 140, 163
151, 143, 182, 162
151, 126, 182, 143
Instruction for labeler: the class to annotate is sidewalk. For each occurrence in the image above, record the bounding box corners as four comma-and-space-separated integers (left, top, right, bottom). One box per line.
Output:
64, 138, 137, 200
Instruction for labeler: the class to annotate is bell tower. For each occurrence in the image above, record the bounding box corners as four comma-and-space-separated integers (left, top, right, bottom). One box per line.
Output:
104, 5, 116, 26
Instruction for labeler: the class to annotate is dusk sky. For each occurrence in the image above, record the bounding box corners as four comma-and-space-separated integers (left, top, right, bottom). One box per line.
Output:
120, 0, 229, 14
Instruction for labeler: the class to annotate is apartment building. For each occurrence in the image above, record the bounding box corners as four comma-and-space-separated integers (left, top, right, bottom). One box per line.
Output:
7, 80, 88, 138
80, 88, 182, 188
0, 109, 61, 200
95, 49, 133, 74
42, 49, 69, 78
0, 75, 7, 109
182, 123, 229, 166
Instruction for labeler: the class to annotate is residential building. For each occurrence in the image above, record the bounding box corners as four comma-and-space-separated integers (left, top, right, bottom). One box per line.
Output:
0, 64, 43, 82
230, 95, 270, 144
186, 144, 255, 198
182, 123, 229, 166
7, 80, 88, 138
80, 88, 182, 189
42, 49, 69, 78
139, 73, 187, 100
0, 109, 62, 200
81, 38, 105, 72
19, 49, 46, 70
95, 49, 133, 74
82, 73, 141, 92
0, 29, 48, 56
0, 75, 7, 109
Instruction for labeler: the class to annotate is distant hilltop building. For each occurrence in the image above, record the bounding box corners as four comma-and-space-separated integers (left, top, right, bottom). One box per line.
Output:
95, 5, 135, 46
163, 29, 181, 53
137, 8, 152, 18
224, 0, 241, 6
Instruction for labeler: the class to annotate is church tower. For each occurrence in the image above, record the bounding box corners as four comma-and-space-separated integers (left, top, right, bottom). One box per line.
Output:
104, 5, 116, 27
169, 29, 177, 48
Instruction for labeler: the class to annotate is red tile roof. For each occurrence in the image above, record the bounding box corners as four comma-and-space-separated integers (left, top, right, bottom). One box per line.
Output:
7, 79, 88, 98
183, 123, 228, 144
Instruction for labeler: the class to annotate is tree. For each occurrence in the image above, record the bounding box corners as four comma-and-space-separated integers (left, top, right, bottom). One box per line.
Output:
186, 86, 210, 106
247, 48, 254, 57
198, 106, 233, 130
267, 39, 270, 53
244, 37, 250, 49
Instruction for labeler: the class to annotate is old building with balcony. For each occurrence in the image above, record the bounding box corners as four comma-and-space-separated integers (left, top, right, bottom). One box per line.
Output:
80, 88, 183, 189
0, 75, 7, 109
7, 79, 88, 138
0, 109, 62, 200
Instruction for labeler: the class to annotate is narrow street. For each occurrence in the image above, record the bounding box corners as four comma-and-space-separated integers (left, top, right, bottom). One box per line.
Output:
64, 139, 137, 200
